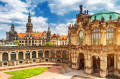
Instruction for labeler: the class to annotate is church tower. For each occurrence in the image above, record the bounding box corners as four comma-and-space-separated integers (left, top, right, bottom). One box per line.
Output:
26, 10, 33, 33
47, 26, 51, 42
11, 21, 14, 32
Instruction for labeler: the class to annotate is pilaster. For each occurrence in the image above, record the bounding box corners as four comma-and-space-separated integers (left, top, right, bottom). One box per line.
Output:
100, 54, 107, 78
36, 51, 38, 59
85, 53, 93, 74
100, 29, 106, 45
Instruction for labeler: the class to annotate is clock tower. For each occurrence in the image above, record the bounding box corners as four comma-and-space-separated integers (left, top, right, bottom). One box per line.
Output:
26, 10, 33, 33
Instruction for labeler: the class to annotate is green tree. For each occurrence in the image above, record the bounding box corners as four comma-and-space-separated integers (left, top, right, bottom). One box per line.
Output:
45, 42, 52, 46
14, 40, 21, 46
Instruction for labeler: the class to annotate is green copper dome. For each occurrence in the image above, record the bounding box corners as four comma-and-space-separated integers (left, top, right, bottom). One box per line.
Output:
91, 10, 120, 21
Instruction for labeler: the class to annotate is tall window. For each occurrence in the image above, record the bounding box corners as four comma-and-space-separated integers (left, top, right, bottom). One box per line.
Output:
38, 51, 43, 58
45, 51, 49, 58
32, 51, 36, 58
78, 30, 84, 45
19, 52, 23, 60
26, 51, 30, 60
11, 52, 16, 61
106, 27, 114, 45
51, 51, 55, 58
92, 28, 100, 45
2, 53, 8, 61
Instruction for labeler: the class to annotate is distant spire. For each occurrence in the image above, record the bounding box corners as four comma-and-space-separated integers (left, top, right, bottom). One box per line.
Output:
11, 21, 14, 31
29, 9, 31, 18
28, 9, 31, 23
48, 26, 51, 32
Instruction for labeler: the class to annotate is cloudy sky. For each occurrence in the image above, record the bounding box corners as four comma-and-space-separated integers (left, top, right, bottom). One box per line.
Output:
0, 0, 120, 39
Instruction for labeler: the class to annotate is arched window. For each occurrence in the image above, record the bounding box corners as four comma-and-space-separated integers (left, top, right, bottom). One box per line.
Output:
2, 53, 8, 61
38, 51, 43, 58
106, 27, 114, 45
19, 52, 23, 60
56, 51, 61, 58
11, 52, 16, 61
92, 28, 100, 45
32, 51, 36, 58
62, 51, 68, 58
78, 30, 84, 45
26, 51, 30, 60
51, 51, 55, 58
45, 51, 49, 58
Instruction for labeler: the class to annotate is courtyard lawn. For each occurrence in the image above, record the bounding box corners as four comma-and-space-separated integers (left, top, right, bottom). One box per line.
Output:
5, 67, 50, 79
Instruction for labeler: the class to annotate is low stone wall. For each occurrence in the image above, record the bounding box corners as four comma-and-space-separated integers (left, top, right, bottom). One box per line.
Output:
0, 62, 66, 71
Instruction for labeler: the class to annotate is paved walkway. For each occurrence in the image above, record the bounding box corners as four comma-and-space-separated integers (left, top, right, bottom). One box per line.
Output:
27, 66, 106, 79
0, 65, 107, 79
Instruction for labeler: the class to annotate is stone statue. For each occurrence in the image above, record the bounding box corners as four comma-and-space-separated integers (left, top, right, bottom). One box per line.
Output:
87, 10, 88, 14
101, 16, 105, 22
94, 16, 97, 20
84, 10, 86, 14
109, 15, 112, 20
79, 5, 83, 14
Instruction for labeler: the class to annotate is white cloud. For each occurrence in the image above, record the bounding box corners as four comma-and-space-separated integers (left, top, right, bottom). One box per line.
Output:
51, 19, 75, 35
30, 0, 120, 15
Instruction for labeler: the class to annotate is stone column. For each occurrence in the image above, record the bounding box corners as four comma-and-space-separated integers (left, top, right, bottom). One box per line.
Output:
68, 52, 71, 67
0, 53, 2, 61
100, 54, 107, 78
84, 53, 88, 73
85, 30, 90, 45
55, 50, 57, 58
85, 53, 93, 74
16, 52, 19, 60
71, 52, 74, 69
100, 29, 106, 45
23, 51, 26, 60
36, 51, 38, 59
116, 54, 120, 76
114, 54, 118, 76
8, 52, 11, 61
43, 50, 45, 58
30, 51, 32, 59
0, 53, 2, 66
61, 51, 63, 58
49, 51, 51, 58
8, 52, 11, 66
87, 30, 91, 45
75, 53, 80, 70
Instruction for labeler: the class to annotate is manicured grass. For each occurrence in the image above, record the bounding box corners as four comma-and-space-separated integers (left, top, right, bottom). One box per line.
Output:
5, 67, 50, 79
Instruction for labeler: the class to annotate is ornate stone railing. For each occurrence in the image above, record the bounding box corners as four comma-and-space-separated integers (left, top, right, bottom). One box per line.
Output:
79, 45, 118, 51
0, 45, 69, 49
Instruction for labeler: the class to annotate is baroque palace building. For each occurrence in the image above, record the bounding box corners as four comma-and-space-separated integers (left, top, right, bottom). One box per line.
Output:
6, 11, 68, 46
1, 5, 120, 78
